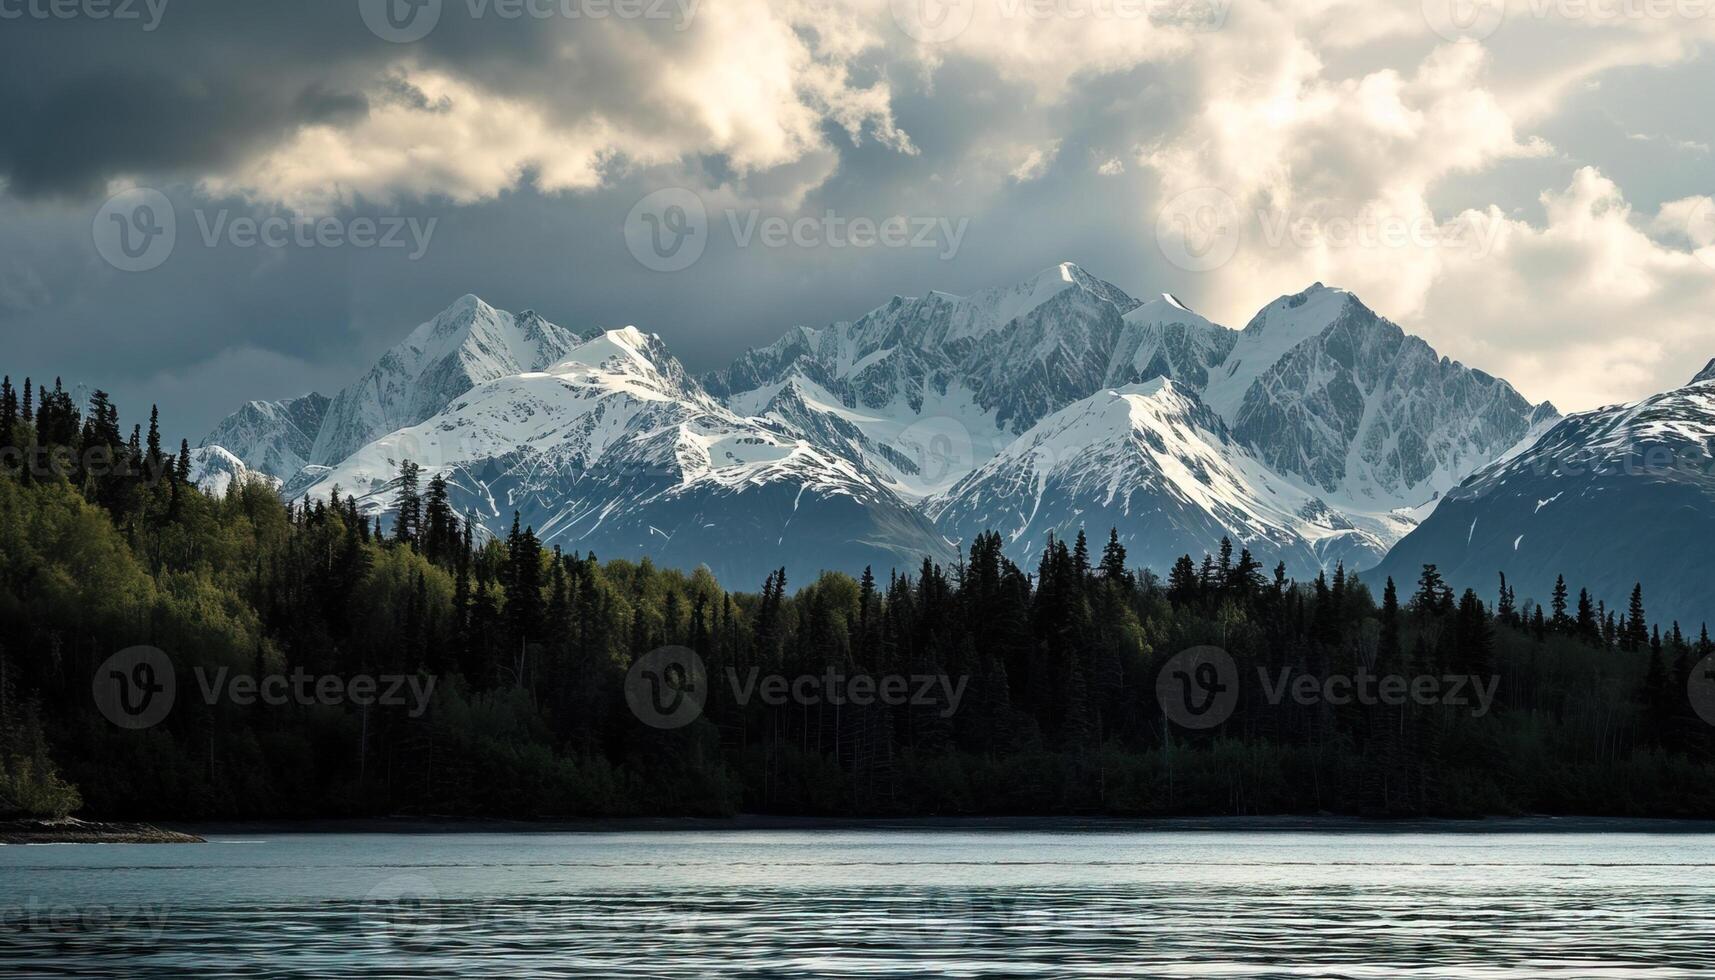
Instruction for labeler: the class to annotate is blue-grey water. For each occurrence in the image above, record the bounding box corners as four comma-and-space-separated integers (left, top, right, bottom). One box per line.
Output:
3, 828, 1714, 978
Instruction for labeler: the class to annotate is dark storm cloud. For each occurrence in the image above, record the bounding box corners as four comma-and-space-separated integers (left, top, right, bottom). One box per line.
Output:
0, 2, 1201, 444
0, 3, 384, 197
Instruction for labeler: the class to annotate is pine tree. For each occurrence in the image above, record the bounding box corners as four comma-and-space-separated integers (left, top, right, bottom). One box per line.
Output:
1414, 564, 1449, 614
145, 405, 162, 472
1167, 554, 1199, 606
423, 472, 454, 564
393, 460, 422, 546
1625, 583, 1648, 652
1378, 577, 1402, 669
1575, 589, 1597, 645
1495, 572, 1514, 626
1099, 528, 1128, 584
1550, 575, 1568, 629
0, 376, 16, 452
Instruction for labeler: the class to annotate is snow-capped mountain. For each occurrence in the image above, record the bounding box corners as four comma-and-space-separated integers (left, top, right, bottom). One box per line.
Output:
1371, 365, 1715, 627
306, 295, 593, 472
285, 324, 953, 588
199, 265, 1563, 587
711, 270, 1550, 512
927, 380, 1405, 575
185, 445, 280, 497
1206, 284, 1557, 510
705, 263, 1151, 499
197, 392, 328, 477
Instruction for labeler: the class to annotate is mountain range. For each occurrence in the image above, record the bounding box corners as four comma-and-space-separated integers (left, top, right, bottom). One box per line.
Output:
189, 262, 1709, 623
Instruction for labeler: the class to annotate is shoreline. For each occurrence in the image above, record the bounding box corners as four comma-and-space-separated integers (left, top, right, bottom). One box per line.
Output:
0, 817, 205, 845
12, 814, 1715, 843
165, 813, 1715, 837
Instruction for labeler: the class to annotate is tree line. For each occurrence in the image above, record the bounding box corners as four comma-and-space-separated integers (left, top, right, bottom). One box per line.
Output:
1, 376, 1712, 820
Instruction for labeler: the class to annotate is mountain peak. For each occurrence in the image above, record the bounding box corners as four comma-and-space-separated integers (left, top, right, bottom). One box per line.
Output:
1692, 357, 1715, 386
445, 293, 494, 317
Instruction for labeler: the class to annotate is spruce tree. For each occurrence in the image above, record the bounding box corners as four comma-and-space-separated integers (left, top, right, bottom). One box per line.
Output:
393, 460, 422, 546
1626, 584, 1648, 652
1099, 529, 1128, 584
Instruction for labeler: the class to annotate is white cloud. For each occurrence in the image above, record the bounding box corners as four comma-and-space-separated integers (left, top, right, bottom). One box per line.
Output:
172, 0, 1715, 408
205, 1, 910, 212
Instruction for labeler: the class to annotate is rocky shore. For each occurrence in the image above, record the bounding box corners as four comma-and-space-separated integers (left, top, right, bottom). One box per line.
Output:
0, 817, 204, 844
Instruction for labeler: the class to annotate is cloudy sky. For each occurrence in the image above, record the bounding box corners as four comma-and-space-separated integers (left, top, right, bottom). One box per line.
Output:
2, 0, 1713, 441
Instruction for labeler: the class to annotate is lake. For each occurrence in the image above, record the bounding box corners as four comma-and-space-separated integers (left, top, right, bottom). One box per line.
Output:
3, 826, 1713, 977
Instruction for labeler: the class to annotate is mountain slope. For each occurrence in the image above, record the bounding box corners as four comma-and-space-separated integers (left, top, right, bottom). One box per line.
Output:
197, 392, 328, 478
306, 295, 593, 470
706, 263, 1230, 499
1207, 284, 1557, 510
927, 380, 1405, 576
1370, 368, 1715, 626
288, 325, 954, 588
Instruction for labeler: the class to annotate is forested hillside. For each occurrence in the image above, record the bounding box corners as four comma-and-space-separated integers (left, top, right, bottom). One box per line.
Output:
2, 375, 1712, 820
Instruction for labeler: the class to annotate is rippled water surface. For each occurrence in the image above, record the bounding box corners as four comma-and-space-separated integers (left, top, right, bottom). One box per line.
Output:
4, 827, 1715, 978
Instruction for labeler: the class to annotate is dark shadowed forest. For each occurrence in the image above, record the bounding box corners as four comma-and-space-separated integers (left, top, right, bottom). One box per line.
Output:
3, 377, 1713, 821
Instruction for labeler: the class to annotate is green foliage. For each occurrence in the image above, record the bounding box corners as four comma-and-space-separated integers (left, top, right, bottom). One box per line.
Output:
1, 383, 1712, 821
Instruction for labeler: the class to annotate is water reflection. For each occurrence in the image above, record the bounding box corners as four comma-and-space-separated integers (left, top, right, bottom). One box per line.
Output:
3, 830, 1712, 978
